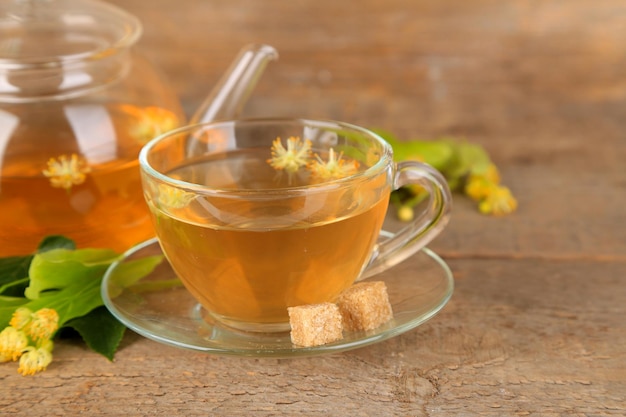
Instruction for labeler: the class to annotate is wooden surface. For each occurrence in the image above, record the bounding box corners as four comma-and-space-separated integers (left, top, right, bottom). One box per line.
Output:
2, 0, 626, 415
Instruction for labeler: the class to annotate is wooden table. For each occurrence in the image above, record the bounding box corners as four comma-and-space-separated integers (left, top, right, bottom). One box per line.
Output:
2, 0, 625, 415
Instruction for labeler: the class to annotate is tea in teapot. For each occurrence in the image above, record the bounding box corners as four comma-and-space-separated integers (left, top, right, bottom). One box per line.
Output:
0, 0, 277, 256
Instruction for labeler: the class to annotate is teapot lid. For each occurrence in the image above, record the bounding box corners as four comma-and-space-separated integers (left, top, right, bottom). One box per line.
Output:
0, 0, 141, 62
0, 0, 142, 101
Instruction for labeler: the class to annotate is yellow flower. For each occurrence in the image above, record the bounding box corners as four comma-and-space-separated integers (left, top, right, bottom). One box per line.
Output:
465, 163, 501, 201
308, 148, 359, 182
482, 163, 501, 184
465, 176, 492, 201
9, 307, 32, 331
27, 308, 59, 342
267, 136, 312, 174
123, 105, 180, 145
37, 338, 54, 351
397, 205, 414, 222
157, 184, 194, 210
18, 345, 53, 376
0, 327, 28, 362
463, 163, 517, 216
478, 185, 518, 216
42, 153, 91, 191
2, 309, 58, 374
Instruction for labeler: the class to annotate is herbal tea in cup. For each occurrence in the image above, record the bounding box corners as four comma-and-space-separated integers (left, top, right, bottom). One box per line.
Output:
139, 119, 451, 332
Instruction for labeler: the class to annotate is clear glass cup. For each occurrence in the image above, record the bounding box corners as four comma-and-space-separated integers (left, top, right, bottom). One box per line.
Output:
139, 118, 452, 332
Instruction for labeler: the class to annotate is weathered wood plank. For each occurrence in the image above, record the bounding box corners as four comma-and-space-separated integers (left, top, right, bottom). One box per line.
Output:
2, 1, 625, 415
1, 258, 624, 416
111, 0, 626, 135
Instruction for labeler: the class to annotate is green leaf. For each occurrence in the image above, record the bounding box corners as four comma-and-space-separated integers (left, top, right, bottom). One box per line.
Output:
374, 129, 455, 172
0, 235, 168, 361
106, 255, 165, 298
21, 271, 105, 327
462, 142, 493, 173
443, 140, 492, 180
0, 254, 33, 289
18, 250, 165, 328
0, 277, 29, 297
402, 140, 455, 172
0, 253, 32, 327
0, 236, 75, 297
63, 306, 126, 361
37, 235, 76, 252
25, 248, 119, 300
0, 295, 29, 305
0, 296, 29, 328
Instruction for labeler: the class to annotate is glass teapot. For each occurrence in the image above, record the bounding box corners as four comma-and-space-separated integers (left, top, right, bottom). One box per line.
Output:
0, 0, 277, 256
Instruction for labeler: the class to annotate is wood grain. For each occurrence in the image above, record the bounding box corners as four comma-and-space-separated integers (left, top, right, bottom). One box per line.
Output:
1, 0, 625, 415
2, 258, 623, 415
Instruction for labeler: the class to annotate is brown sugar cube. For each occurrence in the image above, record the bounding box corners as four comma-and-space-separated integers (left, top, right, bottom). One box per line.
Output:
288, 303, 343, 347
336, 281, 393, 331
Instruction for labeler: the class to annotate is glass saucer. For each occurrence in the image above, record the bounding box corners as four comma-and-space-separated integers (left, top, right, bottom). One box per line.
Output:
101, 236, 454, 358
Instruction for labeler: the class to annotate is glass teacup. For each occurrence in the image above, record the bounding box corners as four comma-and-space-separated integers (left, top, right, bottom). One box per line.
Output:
139, 118, 451, 332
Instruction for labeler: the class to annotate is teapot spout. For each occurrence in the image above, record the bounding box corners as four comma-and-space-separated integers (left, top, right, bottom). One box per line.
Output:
190, 44, 278, 124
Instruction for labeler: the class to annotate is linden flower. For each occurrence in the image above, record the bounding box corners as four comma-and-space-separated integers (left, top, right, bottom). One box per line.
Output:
9, 307, 33, 331
267, 136, 312, 174
18, 345, 53, 376
0, 327, 28, 362
308, 148, 360, 182
157, 184, 194, 209
465, 176, 492, 201
42, 153, 91, 191
123, 105, 180, 145
482, 163, 501, 184
1, 308, 59, 375
478, 185, 518, 216
465, 164, 502, 201
397, 205, 415, 223
27, 308, 59, 342
463, 163, 517, 216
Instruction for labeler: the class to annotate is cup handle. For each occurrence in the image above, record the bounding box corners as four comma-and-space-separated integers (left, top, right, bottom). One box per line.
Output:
359, 161, 452, 280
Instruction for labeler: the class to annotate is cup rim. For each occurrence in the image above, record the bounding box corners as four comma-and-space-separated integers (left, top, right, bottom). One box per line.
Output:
139, 117, 394, 196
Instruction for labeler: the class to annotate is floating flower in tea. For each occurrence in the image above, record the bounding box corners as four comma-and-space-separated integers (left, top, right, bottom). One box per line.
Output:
121, 105, 180, 145
308, 148, 359, 182
268, 136, 359, 184
42, 153, 91, 191
267, 136, 312, 175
